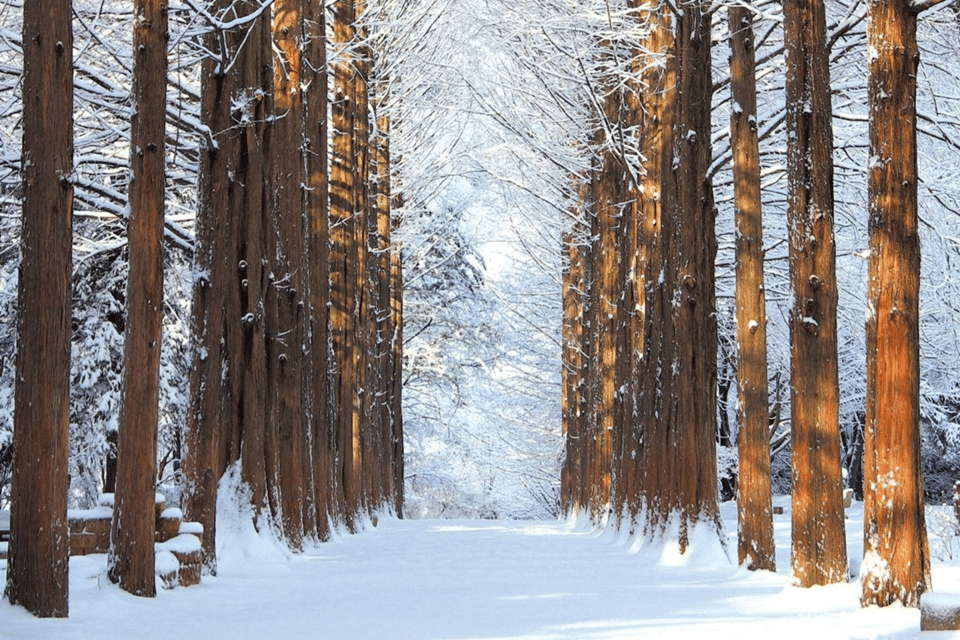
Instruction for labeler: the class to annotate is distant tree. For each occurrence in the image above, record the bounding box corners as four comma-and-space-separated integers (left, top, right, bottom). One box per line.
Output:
860, 0, 937, 608
784, 0, 848, 587
4, 0, 74, 617
728, 1, 775, 572
108, 0, 168, 596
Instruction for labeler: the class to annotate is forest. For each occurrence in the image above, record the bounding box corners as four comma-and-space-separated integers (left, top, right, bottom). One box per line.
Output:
1, 0, 960, 632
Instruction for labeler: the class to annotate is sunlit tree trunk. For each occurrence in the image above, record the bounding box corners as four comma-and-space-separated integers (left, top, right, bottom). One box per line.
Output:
587, 141, 621, 521
330, 0, 367, 525
303, 0, 333, 540
861, 0, 931, 607
270, 0, 307, 550
784, 0, 848, 587
108, 0, 168, 596
561, 210, 589, 515
4, 0, 73, 616
728, 2, 775, 572
641, 0, 721, 547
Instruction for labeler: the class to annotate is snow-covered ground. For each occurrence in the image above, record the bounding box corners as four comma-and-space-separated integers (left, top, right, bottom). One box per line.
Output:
3, 497, 960, 639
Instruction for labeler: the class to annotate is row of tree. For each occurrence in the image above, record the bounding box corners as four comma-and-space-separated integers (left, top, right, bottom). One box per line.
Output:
561, 0, 943, 608
4, 0, 404, 616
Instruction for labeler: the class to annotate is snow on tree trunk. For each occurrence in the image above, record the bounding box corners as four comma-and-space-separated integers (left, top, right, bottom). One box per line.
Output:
185, 0, 273, 570
270, 0, 308, 551
784, 0, 848, 587
861, 0, 931, 607
728, 2, 776, 572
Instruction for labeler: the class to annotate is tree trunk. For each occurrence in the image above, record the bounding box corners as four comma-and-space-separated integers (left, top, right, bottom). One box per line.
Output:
108, 0, 168, 596
5, 0, 73, 616
303, 0, 333, 541
729, 2, 776, 572
561, 213, 589, 515
390, 220, 404, 517
330, 0, 366, 526
649, 0, 721, 546
185, 3, 273, 570
784, 0, 848, 587
270, 0, 307, 550
860, 0, 931, 607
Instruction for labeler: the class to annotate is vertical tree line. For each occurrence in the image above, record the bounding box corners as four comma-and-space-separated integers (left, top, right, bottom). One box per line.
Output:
6, 0, 405, 610
562, 0, 722, 549
183, 0, 403, 568
560, 0, 941, 607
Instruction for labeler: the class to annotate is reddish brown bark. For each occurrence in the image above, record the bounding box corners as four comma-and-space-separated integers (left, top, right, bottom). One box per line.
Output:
643, 0, 721, 546
303, 0, 333, 540
270, 0, 307, 550
729, 3, 776, 572
784, 0, 848, 587
108, 0, 169, 596
861, 0, 931, 607
5, 0, 74, 616
561, 216, 589, 514
330, 0, 366, 526
185, 1, 272, 570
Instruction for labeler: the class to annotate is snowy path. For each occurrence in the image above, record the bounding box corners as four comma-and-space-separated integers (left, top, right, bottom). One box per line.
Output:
2, 501, 955, 639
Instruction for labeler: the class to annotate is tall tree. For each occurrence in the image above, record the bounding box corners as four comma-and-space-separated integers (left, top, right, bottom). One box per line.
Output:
637, 0, 721, 546
4, 0, 74, 617
330, 0, 368, 525
108, 0, 169, 596
784, 0, 848, 587
728, 1, 775, 572
270, 0, 308, 550
184, 0, 273, 570
303, 0, 334, 540
860, 0, 933, 607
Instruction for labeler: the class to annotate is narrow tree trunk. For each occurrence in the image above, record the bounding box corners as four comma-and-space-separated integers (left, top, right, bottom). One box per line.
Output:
5, 0, 73, 616
784, 0, 848, 587
729, 2, 776, 572
561, 214, 589, 515
330, 0, 365, 526
861, 0, 930, 607
108, 0, 168, 596
270, 0, 307, 550
373, 94, 397, 513
303, 0, 333, 540
390, 224, 405, 517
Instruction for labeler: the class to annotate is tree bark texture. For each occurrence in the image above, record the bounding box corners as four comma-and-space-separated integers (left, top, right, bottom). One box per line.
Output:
861, 0, 931, 607
330, 0, 364, 526
5, 0, 73, 616
108, 0, 168, 596
303, 0, 333, 540
185, 1, 273, 570
643, 0, 721, 547
563, 0, 722, 551
561, 214, 590, 514
270, 0, 307, 550
784, 0, 848, 587
728, 2, 776, 572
